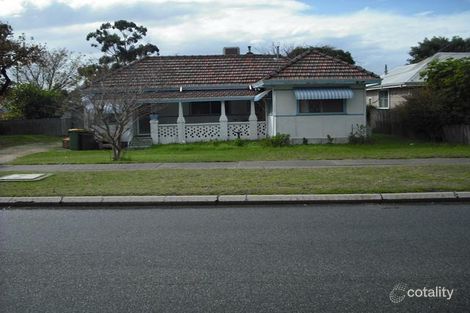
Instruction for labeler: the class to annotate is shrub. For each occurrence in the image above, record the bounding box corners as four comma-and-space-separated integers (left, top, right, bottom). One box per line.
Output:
326, 134, 334, 144
262, 133, 290, 147
4, 83, 64, 119
233, 138, 245, 147
366, 104, 376, 126
394, 89, 444, 140
348, 124, 371, 144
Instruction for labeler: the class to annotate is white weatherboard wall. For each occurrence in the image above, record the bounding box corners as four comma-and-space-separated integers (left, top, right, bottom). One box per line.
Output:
272, 87, 366, 143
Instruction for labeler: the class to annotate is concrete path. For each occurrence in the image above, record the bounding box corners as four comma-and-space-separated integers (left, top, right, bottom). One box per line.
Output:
0, 143, 60, 164
1, 157, 470, 172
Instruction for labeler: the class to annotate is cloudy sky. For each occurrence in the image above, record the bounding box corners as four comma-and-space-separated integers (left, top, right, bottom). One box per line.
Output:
1, 0, 470, 74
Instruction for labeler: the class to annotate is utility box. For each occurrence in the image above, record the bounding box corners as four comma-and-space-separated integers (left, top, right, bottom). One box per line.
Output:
81, 132, 98, 150
68, 129, 86, 150
68, 129, 98, 150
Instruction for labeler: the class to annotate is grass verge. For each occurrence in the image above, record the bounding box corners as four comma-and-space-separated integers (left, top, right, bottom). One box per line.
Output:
11, 134, 470, 165
1, 165, 469, 196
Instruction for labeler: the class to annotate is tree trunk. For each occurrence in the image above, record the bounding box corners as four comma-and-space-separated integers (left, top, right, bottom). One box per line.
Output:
0, 66, 12, 96
112, 143, 122, 161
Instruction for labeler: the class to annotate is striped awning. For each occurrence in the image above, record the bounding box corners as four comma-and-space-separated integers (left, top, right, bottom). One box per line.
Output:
294, 88, 354, 100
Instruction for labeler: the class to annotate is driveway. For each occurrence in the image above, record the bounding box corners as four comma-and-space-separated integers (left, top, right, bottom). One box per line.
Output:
0, 142, 60, 164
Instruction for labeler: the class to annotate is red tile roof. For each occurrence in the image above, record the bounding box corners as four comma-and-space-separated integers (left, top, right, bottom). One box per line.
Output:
90, 50, 378, 95
265, 49, 379, 81
95, 55, 286, 89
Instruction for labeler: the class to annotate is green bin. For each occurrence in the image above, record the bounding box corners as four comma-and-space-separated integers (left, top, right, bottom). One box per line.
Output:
68, 129, 86, 150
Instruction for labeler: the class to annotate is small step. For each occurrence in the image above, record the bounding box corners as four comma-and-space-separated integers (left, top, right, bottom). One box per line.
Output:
129, 136, 153, 149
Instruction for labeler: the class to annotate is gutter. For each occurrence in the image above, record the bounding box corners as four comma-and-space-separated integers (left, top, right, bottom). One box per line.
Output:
254, 79, 381, 88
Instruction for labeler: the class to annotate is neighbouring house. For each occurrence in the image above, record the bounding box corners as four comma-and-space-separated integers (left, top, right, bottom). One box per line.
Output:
366, 52, 470, 110
85, 47, 379, 146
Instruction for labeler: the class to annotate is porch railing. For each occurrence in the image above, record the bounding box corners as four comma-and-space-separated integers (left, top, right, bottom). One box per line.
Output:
185, 122, 221, 143
153, 121, 267, 144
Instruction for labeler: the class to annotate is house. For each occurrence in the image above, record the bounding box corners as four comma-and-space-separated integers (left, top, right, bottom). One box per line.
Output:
86, 47, 379, 145
366, 52, 470, 110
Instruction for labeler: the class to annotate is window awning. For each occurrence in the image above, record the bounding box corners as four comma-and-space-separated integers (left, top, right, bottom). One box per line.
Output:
294, 88, 354, 100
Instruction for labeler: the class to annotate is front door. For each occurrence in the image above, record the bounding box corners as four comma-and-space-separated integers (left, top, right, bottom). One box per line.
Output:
137, 105, 151, 135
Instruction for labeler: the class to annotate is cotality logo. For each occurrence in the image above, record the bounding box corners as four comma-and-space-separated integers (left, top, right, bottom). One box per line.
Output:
390, 282, 408, 304
389, 282, 455, 304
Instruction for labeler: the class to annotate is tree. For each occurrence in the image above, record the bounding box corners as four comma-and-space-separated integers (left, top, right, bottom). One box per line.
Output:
86, 20, 159, 69
287, 45, 355, 64
3, 83, 64, 119
395, 57, 470, 140
79, 84, 144, 161
0, 21, 42, 95
78, 63, 106, 81
408, 36, 470, 64
13, 48, 84, 91
423, 57, 470, 125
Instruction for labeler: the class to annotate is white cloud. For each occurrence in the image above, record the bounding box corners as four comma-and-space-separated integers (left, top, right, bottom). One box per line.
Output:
0, 0, 25, 17
147, 5, 470, 55
3, 0, 470, 73
1, 0, 310, 14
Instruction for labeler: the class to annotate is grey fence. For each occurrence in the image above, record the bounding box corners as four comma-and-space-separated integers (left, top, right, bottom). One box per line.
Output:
0, 117, 72, 136
369, 109, 406, 137
443, 125, 470, 144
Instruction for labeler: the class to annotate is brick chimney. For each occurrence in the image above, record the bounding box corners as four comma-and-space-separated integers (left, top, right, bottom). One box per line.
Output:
223, 47, 240, 56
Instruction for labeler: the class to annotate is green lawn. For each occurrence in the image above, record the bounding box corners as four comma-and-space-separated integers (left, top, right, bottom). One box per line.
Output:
1, 165, 470, 196
0, 135, 61, 149
11, 134, 470, 165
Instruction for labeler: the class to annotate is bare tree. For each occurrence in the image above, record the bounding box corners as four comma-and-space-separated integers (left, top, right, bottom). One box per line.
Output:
257, 42, 356, 64
13, 48, 84, 91
256, 42, 296, 58
79, 84, 143, 161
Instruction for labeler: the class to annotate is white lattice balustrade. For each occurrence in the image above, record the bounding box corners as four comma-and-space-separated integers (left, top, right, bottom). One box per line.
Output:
257, 121, 267, 138
158, 124, 178, 144
152, 121, 265, 144
185, 123, 221, 142
228, 122, 250, 139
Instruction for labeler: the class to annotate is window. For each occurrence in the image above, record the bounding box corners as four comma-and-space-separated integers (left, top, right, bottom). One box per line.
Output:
378, 90, 389, 109
189, 102, 221, 115
298, 99, 345, 114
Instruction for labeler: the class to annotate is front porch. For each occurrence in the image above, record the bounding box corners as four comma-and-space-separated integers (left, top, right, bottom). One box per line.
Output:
135, 99, 268, 145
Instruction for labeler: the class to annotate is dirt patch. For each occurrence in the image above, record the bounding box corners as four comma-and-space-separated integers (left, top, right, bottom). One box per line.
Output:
0, 143, 61, 164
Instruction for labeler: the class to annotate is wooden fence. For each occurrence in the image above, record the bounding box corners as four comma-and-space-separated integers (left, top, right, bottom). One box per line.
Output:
443, 125, 470, 144
369, 108, 470, 144
0, 117, 72, 136
369, 108, 406, 137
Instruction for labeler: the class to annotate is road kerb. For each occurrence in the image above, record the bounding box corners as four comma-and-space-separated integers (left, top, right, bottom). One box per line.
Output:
381, 192, 457, 202
1, 192, 467, 207
455, 191, 470, 200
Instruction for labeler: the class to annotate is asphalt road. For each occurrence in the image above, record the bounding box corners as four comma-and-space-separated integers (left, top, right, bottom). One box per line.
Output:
1, 203, 469, 313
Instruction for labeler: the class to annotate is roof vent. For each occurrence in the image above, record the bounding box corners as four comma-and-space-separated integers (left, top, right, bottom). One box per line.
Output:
223, 47, 240, 56
246, 46, 254, 55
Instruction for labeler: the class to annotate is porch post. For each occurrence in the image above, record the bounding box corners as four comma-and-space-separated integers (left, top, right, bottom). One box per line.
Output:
219, 101, 228, 140
150, 119, 159, 144
249, 100, 257, 140
177, 101, 186, 143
